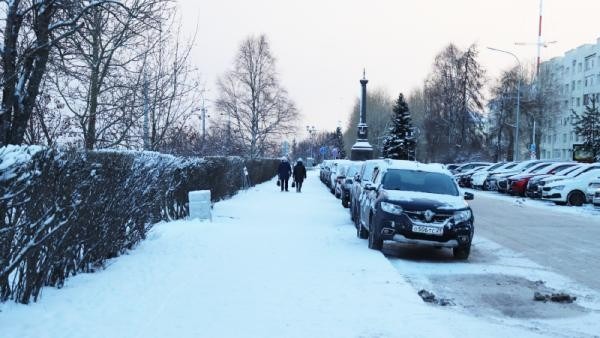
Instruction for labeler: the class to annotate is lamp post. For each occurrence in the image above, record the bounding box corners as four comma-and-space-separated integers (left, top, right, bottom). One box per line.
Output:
306, 125, 316, 161
487, 47, 522, 161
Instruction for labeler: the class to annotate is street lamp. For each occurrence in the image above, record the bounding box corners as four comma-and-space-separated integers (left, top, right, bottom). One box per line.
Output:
487, 46, 522, 161
306, 125, 316, 161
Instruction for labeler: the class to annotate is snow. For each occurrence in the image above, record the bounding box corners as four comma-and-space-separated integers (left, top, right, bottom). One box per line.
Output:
464, 188, 600, 218
0, 145, 43, 171
385, 190, 468, 210
0, 171, 553, 337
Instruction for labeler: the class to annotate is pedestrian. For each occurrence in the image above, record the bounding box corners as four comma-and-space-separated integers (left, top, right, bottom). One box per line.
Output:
277, 157, 292, 192
293, 158, 307, 192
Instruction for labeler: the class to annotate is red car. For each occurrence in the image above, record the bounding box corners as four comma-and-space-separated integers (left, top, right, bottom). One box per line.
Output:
508, 162, 576, 196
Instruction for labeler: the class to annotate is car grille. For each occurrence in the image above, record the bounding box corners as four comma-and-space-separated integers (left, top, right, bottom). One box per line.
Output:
543, 187, 552, 192
596, 191, 600, 198
405, 211, 452, 225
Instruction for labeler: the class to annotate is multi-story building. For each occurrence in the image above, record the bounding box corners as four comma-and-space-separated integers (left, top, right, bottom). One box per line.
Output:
539, 37, 600, 161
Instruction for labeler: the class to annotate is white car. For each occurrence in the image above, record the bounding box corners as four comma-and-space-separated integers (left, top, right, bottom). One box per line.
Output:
537, 163, 600, 194
594, 191, 600, 207
586, 180, 600, 203
471, 162, 517, 189
542, 169, 600, 206
479, 160, 544, 191
328, 160, 351, 193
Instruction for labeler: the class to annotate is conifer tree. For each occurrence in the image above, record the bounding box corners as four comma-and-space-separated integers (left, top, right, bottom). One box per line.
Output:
382, 93, 416, 160
571, 97, 600, 160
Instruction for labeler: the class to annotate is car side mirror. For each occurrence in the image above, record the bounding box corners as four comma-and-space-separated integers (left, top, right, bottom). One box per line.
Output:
364, 183, 375, 191
354, 174, 361, 182
464, 192, 474, 200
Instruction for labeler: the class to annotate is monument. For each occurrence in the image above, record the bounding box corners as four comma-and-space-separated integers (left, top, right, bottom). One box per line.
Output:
350, 71, 374, 161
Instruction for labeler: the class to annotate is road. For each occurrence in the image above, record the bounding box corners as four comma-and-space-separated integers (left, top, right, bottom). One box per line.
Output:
468, 191, 600, 291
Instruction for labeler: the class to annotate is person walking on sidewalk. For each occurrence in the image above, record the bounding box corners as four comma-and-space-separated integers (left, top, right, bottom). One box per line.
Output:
293, 158, 307, 193
278, 157, 292, 192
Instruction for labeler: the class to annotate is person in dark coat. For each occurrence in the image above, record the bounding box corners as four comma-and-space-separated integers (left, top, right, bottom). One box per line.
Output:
293, 158, 307, 192
277, 157, 292, 191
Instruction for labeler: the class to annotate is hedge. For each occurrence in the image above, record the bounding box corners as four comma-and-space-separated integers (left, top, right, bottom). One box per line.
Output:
0, 146, 278, 304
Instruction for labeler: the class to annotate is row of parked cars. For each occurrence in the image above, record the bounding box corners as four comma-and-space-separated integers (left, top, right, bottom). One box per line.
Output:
319, 159, 476, 259
450, 160, 600, 207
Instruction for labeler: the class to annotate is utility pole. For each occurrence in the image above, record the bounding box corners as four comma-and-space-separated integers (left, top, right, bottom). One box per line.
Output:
514, 0, 556, 75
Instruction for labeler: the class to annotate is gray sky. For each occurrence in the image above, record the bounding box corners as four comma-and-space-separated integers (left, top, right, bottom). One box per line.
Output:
177, 0, 600, 138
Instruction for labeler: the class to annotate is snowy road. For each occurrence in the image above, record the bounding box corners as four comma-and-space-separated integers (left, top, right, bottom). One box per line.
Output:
468, 190, 600, 291
0, 171, 597, 338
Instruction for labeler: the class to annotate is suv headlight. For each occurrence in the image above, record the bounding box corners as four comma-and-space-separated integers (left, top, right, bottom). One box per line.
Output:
453, 209, 472, 223
551, 185, 564, 191
380, 202, 403, 215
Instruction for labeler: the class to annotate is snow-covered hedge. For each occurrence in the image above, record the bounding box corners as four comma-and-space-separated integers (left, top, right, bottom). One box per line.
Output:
0, 146, 278, 304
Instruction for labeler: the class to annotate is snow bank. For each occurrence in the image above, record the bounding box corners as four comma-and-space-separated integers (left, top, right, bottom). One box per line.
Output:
0, 146, 279, 304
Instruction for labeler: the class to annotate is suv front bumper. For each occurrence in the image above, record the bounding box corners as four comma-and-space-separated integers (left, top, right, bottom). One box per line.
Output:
374, 212, 473, 248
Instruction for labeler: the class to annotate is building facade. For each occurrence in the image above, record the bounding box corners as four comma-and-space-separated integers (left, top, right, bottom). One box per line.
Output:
539, 37, 600, 161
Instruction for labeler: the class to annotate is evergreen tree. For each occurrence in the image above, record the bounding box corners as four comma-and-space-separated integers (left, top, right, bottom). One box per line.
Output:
571, 97, 600, 160
382, 93, 416, 160
328, 127, 346, 159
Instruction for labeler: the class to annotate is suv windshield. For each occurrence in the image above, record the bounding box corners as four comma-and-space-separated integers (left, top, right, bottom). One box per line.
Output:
382, 169, 459, 196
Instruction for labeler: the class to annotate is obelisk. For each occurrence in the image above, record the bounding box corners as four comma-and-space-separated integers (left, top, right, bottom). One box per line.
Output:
350, 70, 374, 160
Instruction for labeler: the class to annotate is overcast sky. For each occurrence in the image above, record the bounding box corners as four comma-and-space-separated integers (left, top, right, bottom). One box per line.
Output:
177, 0, 600, 139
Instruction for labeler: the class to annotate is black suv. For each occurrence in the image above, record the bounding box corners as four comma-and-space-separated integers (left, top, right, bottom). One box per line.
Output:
357, 162, 475, 259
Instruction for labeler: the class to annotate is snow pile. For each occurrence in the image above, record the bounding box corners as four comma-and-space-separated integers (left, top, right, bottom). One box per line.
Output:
0, 146, 278, 304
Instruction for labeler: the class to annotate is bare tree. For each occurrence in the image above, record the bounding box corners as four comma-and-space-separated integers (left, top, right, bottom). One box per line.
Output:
142, 16, 203, 151
49, 0, 167, 149
215, 34, 298, 158
418, 43, 487, 162
0, 0, 131, 146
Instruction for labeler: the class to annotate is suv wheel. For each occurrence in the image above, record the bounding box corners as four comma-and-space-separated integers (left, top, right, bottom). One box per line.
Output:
567, 191, 585, 206
453, 245, 470, 260
342, 198, 349, 208
367, 217, 383, 250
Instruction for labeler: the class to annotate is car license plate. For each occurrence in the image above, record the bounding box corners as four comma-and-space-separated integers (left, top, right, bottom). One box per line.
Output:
412, 225, 443, 236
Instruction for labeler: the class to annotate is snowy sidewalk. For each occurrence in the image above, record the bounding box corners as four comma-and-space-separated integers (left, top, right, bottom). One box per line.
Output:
0, 171, 543, 338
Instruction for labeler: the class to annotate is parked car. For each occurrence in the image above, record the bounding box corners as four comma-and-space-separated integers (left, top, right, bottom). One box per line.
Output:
526, 164, 582, 198
506, 162, 574, 196
451, 162, 492, 175
585, 179, 600, 203
471, 162, 517, 190
328, 160, 351, 193
357, 160, 475, 259
445, 164, 460, 172
537, 163, 600, 196
455, 165, 489, 187
488, 160, 547, 193
350, 159, 389, 227
542, 169, 600, 206
320, 160, 332, 184
339, 162, 362, 208
594, 190, 600, 207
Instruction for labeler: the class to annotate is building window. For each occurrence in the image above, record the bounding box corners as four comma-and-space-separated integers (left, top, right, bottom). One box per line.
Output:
578, 62, 583, 72
577, 97, 581, 106
586, 54, 596, 71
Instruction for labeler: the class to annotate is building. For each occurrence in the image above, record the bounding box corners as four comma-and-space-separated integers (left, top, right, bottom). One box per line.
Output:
539, 37, 600, 161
